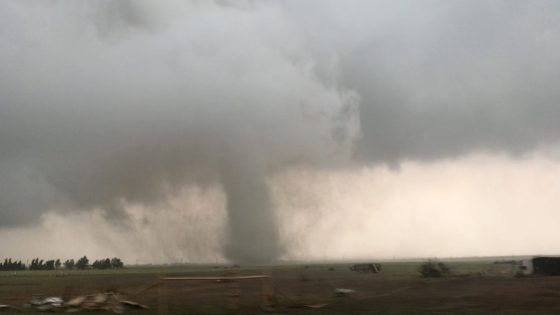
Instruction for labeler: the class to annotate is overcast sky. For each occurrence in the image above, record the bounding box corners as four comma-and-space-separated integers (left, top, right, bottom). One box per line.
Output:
1, 0, 560, 263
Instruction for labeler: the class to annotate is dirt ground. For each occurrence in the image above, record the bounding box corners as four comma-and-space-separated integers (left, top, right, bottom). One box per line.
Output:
1, 261, 560, 314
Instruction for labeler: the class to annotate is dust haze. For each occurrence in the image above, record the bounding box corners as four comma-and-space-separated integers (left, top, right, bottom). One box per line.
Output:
1, 0, 560, 263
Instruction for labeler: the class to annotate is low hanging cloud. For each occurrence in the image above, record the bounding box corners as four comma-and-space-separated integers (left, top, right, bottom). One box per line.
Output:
296, 0, 560, 163
0, 1, 358, 263
1, 0, 560, 263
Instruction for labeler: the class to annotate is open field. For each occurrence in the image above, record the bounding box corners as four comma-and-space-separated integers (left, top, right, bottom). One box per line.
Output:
1, 260, 560, 314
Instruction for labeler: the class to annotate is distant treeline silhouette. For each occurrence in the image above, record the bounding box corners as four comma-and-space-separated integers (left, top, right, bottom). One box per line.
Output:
0, 256, 124, 271
0, 258, 26, 271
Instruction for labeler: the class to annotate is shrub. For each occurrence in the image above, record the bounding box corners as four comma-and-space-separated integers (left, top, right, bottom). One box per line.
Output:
419, 260, 451, 278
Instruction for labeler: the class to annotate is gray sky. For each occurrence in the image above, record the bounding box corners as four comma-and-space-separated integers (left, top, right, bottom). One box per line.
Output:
1, 0, 560, 263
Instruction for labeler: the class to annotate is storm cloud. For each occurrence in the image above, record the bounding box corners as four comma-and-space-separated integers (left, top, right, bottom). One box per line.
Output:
1, 0, 560, 263
291, 0, 560, 163
0, 0, 358, 263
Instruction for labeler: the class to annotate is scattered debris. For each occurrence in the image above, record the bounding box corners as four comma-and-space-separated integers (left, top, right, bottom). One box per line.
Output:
334, 288, 356, 297
65, 296, 86, 308
66, 292, 136, 312
27, 292, 148, 313
28, 296, 64, 311
0, 304, 18, 312
350, 263, 381, 273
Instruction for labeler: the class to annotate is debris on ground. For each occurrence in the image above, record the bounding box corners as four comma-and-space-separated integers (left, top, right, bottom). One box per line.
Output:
334, 288, 356, 297
27, 292, 148, 313
66, 293, 117, 311
0, 304, 18, 312
65, 292, 148, 313
28, 296, 64, 311
65, 296, 86, 308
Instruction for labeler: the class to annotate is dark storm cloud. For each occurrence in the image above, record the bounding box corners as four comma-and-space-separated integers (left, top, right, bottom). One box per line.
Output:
0, 0, 357, 263
296, 0, 560, 163
1, 0, 560, 262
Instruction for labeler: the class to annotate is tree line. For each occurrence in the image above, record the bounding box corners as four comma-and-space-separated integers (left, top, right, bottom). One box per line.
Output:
0, 256, 124, 271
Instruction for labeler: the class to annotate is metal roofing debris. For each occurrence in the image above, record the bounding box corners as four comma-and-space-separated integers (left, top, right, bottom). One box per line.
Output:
28, 296, 63, 311
26, 292, 148, 312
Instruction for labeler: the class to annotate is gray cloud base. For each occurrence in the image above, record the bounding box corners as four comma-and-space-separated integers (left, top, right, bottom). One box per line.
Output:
1, 0, 560, 262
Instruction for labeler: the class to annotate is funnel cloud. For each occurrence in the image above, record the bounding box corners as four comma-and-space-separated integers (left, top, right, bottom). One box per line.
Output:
2, 1, 560, 263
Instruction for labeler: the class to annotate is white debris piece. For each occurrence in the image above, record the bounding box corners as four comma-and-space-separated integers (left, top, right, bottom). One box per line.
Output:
334, 288, 356, 297
29, 296, 64, 311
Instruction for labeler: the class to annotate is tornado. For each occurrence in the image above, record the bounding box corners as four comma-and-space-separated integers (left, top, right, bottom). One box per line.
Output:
221, 164, 282, 263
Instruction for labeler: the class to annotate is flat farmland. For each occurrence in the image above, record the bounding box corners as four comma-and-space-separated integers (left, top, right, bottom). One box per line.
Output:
1, 260, 560, 314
